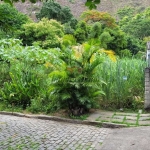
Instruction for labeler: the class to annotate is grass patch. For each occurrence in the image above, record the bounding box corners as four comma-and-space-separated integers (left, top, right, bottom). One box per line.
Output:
136, 113, 140, 125
115, 113, 138, 116
1, 136, 40, 150
112, 112, 116, 118
0, 103, 23, 113
95, 118, 100, 121
111, 120, 124, 124
123, 116, 126, 123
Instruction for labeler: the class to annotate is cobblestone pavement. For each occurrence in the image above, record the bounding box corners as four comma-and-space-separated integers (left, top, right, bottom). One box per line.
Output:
0, 115, 110, 150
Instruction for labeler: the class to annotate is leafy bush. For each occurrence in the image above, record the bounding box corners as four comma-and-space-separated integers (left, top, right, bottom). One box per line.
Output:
0, 3, 29, 37
0, 39, 62, 109
61, 34, 76, 48
101, 27, 127, 54
89, 22, 102, 39
1, 63, 45, 109
17, 18, 64, 48
119, 49, 132, 58
125, 35, 144, 55
99, 31, 113, 49
74, 21, 90, 43
64, 18, 78, 34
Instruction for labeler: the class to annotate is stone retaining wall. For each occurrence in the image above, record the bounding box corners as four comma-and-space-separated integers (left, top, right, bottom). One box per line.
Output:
145, 67, 150, 110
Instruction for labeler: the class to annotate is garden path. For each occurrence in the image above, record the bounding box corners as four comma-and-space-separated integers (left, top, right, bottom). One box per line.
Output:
87, 110, 150, 126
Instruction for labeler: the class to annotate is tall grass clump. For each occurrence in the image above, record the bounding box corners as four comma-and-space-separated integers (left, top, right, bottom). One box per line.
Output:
97, 56, 146, 110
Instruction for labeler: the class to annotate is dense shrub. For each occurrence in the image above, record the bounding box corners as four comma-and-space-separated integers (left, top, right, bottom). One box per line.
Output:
100, 27, 127, 54
0, 3, 29, 37
88, 22, 102, 39
36, 0, 76, 25
74, 21, 90, 43
0, 39, 62, 109
17, 18, 64, 48
125, 35, 144, 55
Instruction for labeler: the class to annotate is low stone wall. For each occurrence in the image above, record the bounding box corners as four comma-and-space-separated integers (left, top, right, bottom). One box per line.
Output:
145, 67, 150, 110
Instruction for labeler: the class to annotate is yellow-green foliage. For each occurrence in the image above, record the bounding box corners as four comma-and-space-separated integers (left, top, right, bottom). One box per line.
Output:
18, 18, 64, 48
61, 34, 76, 48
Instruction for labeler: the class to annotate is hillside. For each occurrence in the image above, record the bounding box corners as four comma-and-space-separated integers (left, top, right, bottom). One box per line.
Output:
14, 0, 150, 20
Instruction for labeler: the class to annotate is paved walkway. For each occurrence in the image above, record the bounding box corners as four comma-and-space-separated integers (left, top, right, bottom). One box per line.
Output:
0, 114, 110, 150
87, 110, 150, 126
1, 110, 150, 150
100, 126, 150, 150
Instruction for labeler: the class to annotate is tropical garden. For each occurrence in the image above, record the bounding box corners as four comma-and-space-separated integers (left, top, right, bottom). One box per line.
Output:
0, 0, 149, 116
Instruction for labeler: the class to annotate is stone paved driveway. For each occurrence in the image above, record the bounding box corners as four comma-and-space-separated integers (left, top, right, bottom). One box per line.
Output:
0, 115, 110, 150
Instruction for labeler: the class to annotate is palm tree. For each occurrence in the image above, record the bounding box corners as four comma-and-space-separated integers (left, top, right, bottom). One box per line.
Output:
49, 40, 105, 116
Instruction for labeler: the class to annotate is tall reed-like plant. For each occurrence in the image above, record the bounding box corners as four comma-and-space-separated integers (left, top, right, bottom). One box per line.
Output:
97, 57, 146, 109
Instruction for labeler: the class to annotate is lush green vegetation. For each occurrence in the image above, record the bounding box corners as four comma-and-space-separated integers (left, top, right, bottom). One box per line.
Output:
17, 18, 64, 48
0, 1, 148, 116
0, 39, 145, 115
0, 3, 30, 39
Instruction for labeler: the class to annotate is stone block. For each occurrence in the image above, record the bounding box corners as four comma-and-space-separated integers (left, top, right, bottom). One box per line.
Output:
145, 68, 150, 73
124, 120, 136, 124
144, 102, 150, 109
115, 113, 137, 117
138, 120, 150, 125
99, 117, 111, 122
124, 113, 138, 116
111, 118, 123, 123
126, 116, 137, 120
145, 86, 150, 89
145, 91, 150, 94
145, 74, 150, 78
145, 94, 150, 102
140, 114, 150, 117
145, 82, 150, 86
138, 116, 150, 121
145, 78, 150, 82
113, 115, 125, 120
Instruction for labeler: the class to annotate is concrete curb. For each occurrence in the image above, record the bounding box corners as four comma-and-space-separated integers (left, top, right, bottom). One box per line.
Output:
0, 111, 127, 128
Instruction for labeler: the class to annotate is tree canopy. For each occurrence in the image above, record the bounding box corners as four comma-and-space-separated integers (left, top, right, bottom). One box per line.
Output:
36, 0, 74, 24
118, 7, 150, 40
0, 3, 29, 38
